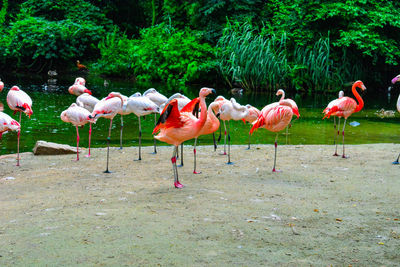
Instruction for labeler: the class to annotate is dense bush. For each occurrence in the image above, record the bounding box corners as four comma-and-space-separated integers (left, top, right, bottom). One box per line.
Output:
93, 23, 217, 87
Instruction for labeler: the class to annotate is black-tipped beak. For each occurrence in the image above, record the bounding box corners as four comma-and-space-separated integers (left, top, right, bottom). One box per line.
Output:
211, 89, 216, 95
88, 115, 93, 119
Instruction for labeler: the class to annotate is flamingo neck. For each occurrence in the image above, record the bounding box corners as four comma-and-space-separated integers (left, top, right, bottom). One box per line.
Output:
279, 92, 285, 101
352, 85, 364, 112
196, 96, 208, 127
208, 102, 219, 121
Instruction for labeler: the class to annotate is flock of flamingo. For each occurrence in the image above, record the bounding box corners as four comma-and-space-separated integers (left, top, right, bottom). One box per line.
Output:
0, 76, 398, 188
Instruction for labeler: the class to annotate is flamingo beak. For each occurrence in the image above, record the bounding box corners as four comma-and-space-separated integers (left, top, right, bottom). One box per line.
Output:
211, 89, 216, 95
84, 89, 92, 95
391, 76, 399, 84
293, 108, 300, 118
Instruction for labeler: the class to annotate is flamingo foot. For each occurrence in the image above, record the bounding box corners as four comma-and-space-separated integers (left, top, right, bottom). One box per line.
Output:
150, 151, 157, 155
177, 164, 183, 167
272, 168, 282, 173
333, 153, 339, 156
117, 147, 123, 150
134, 158, 142, 161
219, 152, 227, 155
193, 170, 202, 174
342, 155, 349, 159
174, 181, 184, 188
85, 154, 91, 158
392, 160, 399, 165
245, 147, 250, 150
104, 170, 112, 174
226, 161, 234, 165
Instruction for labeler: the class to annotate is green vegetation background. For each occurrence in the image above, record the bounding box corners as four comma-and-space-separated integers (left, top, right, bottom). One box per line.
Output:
1, 0, 399, 92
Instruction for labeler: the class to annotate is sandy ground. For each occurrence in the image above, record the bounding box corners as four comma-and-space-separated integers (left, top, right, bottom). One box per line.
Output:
0, 143, 400, 266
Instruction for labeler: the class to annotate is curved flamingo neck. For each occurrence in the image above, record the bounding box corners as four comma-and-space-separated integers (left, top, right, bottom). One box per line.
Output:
208, 102, 219, 120
196, 96, 208, 128
352, 84, 364, 112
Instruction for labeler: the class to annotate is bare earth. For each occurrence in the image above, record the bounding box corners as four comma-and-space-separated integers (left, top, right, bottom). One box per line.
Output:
1, 144, 399, 266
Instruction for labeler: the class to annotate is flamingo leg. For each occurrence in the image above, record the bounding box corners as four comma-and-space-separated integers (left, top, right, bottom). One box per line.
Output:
136, 116, 142, 161
272, 133, 281, 172
246, 132, 251, 150
193, 138, 201, 174
220, 120, 227, 155
341, 118, 347, 158
119, 115, 123, 149
227, 121, 233, 165
104, 119, 113, 173
178, 143, 184, 167
16, 111, 22, 166
75, 125, 80, 161
285, 126, 288, 144
217, 122, 222, 144
213, 133, 217, 151
151, 113, 157, 154
333, 117, 340, 156
392, 153, 400, 164
86, 123, 92, 157
172, 146, 183, 188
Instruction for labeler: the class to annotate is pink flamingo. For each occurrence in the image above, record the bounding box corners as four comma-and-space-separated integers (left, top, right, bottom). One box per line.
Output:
61, 103, 93, 160
0, 79, 4, 92
323, 90, 344, 156
275, 89, 300, 144
191, 101, 221, 174
0, 112, 21, 158
121, 93, 159, 160
153, 87, 215, 188
323, 80, 366, 158
6, 86, 33, 166
88, 92, 124, 173
242, 104, 261, 149
143, 88, 168, 154
250, 99, 300, 172
218, 98, 249, 164
390, 75, 400, 164
68, 77, 91, 96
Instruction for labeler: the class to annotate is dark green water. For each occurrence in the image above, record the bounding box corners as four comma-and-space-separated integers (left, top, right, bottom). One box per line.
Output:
0, 73, 399, 155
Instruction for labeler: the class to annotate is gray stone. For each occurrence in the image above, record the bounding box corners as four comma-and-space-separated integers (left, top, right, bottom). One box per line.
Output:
33, 140, 83, 155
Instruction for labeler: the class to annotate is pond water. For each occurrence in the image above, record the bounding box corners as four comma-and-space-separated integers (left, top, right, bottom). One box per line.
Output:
0, 72, 399, 155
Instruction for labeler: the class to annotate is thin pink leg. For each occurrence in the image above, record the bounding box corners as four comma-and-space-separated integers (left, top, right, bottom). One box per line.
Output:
75, 125, 80, 161
16, 130, 20, 167
172, 146, 184, 188
272, 133, 281, 172
193, 138, 201, 174
86, 123, 92, 157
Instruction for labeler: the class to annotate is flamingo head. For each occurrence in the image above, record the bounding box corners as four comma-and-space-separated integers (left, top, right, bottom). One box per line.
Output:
391, 75, 400, 84
276, 89, 285, 96
292, 107, 300, 118
10, 86, 20, 91
214, 95, 226, 102
199, 87, 216, 98
354, 80, 366, 91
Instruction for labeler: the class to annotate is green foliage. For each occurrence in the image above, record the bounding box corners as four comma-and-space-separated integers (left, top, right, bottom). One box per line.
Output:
93, 23, 217, 87
0, 0, 111, 71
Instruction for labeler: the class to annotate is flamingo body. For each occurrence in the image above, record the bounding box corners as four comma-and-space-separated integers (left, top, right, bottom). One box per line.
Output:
0, 80, 4, 92
7, 86, 33, 117
76, 93, 100, 112
143, 88, 168, 107
0, 112, 20, 137
68, 84, 92, 96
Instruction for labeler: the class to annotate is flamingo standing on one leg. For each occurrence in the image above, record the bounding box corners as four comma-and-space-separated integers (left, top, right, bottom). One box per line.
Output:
0, 112, 21, 157
323, 90, 344, 156
153, 87, 215, 188
275, 89, 300, 144
68, 77, 92, 96
88, 92, 124, 173
122, 94, 159, 160
242, 104, 260, 149
390, 75, 400, 164
250, 99, 300, 172
160, 93, 191, 166
61, 103, 93, 160
218, 98, 249, 164
6, 86, 33, 166
323, 80, 366, 158
143, 88, 168, 154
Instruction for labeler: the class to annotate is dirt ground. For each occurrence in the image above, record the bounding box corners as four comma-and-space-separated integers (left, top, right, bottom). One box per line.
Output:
0, 143, 399, 266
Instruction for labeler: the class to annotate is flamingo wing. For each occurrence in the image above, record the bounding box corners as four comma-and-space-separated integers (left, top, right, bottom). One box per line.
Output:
180, 97, 200, 118
153, 99, 184, 134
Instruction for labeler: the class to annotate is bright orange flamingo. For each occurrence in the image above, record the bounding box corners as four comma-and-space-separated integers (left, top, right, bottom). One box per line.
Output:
390, 75, 400, 164
88, 92, 124, 173
323, 90, 344, 156
250, 99, 300, 172
6, 86, 33, 166
153, 87, 215, 188
323, 80, 366, 158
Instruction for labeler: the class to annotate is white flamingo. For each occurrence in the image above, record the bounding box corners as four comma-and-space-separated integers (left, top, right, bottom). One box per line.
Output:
143, 88, 168, 154
61, 103, 93, 160
88, 92, 124, 173
218, 98, 249, 164
76, 93, 100, 113
6, 86, 33, 166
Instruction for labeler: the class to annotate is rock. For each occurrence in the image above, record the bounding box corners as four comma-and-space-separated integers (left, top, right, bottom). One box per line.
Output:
33, 140, 83, 155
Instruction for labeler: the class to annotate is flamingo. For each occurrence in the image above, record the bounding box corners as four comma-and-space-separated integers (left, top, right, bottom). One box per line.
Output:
323, 80, 366, 158
0, 79, 4, 92
143, 88, 168, 154
0, 112, 21, 159
218, 98, 249, 164
6, 86, 33, 166
68, 83, 92, 96
88, 92, 124, 173
191, 101, 220, 174
242, 104, 260, 149
390, 75, 400, 164
121, 93, 159, 160
323, 90, 344, 156
76, 93, 100, 113
61, 103, 93, 160
160, 93, 191, 166
153, 87, 215, 188
250, 99, 300, 172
